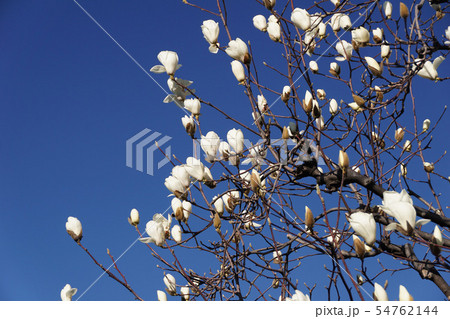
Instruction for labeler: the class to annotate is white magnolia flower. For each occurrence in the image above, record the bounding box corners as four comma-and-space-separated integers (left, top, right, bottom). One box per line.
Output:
399, 285, 413, 301
227, 128, 244, 154
164, 77, 194, 104
239, 169, 251, 184
180, 286, 190, 301
445, 26, 450, 46
60, 284, 77, 301
213, 196, 224, 216
309, 60, 319, 73
185, 157, 205, 181
172, 165, 190, 188
316, 89, 326, 100
164, 175, 187, 198
327, 230, 341, 248
365, 56, 383, 76
201, 20, 220, 53
164, 274, 177, 295
315, 116, 324, 130
304, 90, 313, 111
184, 98, 201, 116
172, 197, 183, 220
352, 166, 361, 174
139, 214, 172, 247
257, 94, 268, 113
150, 51, 180, 76
329, 98, 338, 115
281, 85, 291, 102
422, 119, 431, 132
287, 290, 310, 301
267, 20, 281, 42
330, 0, 340, 7
318, 22, 327, 38
128, 208, 140, 226
181, 115, 196, 137
373, 283, 389, 301
291, 8, 311, 31
330, 14, 342, 32
218, 141, 231, 160
352, 27, 370, 46
348, 211, 376, 245
403, 140, 412, 152
329, 62, 340, 76
263, 0, 276, 10
339, 14, 352, 30
253, 15, 267, 32
182, 201, 192, 222
66, 217, 83, 241
201, 131, 220, 163
381, 43, 391, 59
380, 190, 429, 233
383, 1, 393, 19
242, 144, 267, 167
226, 38, 250, 64
373, 28, 383, 43
416, 56, 445, 81
157, 290, 167, 301
335, 40, 352, 61
242, 211, 262, 229
231, 60, 246, 83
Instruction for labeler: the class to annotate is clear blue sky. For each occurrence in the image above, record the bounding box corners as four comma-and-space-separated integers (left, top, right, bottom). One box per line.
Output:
0, 0, 448, 301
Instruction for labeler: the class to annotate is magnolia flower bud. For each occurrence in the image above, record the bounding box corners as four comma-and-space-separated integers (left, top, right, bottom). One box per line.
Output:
201, 131, 220, 163
352, 166, 361, 174
365, 56, 383, 76
374, 86, 383, 102
213, 213, 221, 232
395, 128, 405, 142
422, 119, 430, 132
430, 225, 443, 256
335, 40, 352, 61
227, 128, 244, 154
329, 99, 338, 115
372, 28, 383, 44
339, 150, 349, 170
157, 290, 167, 301
353, 235, 366, 258
339, 14, 352, 30
128, 208, 140, 226
381, 43, 391, 59
291, 8, 311, 31
184, 98, 201, 116
257, 95, 268, 113
312, 100, 321, 118
383, 1, 393, 19
445, 26, 450, 46
201, 20, 220, 53
182, 201, 192, 223
303, 90, 313, 113
282, 126, 290, 140
403, 140, 412, 152
172, 197, 183, 222
373, 283, 389, 301
185, 157, 205, 181
165, 176, 187, 199
253, 15, 267, 32
263, 0, 276, 10
309, 61, 319, 73
164, 274, 177, 296
305, 206, 314, 230
357, 275, 364, 285
231, 60, 246, 84
349, 212, 377, 246
181, 115, 196, 138
281, 86, 291, 103
423, 162, 434, 173
315, 116, 324, 130
180, 286, 190, 301
250, 169, 262, 193
399, 2, 409, 19
349, 102, 361, 112
218, 141, 231, 160
272, 251, 283, 264
316, 89, 326, 100
267, 19, 281, 42
60, 284, 77, 301
329, 62, 340, 77
399, 285, 413, 301
400, 163, 407, 177
171, 225, 182, 243
226, 38, 251, 64
66, 217, 83, 241
172, 165, 190, 188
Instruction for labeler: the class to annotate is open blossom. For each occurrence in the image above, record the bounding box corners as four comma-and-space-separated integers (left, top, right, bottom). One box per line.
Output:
339, 14, 352, 30
60, 284, 77, 301
150, 51, 180, 76
253, 15, 267, 31
184, 157, 205, 181
416, 56, 445, 81
201, 131, 220, 162
226, 38, 251, 64
201, 20, 220, 53
164, 77, 194, 104
380, 189, 429, 233
352, 27, 370, 46
348, 211, 376, 245
164, 175, 187, 198
139, 214, 172, 247
66, 217, 82, 241
172, 165, 190, 188
335, 40, 352, 61
227, 128, 244, 154
291, 8, 311, 31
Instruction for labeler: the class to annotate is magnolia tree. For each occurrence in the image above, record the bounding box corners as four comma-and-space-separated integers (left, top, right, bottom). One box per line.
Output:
64, 0, 450, 301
